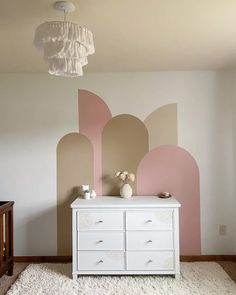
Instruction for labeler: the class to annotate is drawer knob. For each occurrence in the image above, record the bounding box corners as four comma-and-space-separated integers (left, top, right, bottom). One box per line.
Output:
147, 259, 153, 263
147, 220, 153, 223
97, 240, 103, 243
98, 260, 104, 264
147, 240, 153, 243
97, 220, 103, 223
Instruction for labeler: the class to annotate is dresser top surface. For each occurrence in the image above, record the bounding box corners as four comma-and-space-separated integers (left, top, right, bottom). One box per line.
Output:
71, 196, 181, 208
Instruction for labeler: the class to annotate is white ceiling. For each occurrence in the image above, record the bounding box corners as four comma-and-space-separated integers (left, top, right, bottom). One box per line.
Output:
1, 0, 236, 73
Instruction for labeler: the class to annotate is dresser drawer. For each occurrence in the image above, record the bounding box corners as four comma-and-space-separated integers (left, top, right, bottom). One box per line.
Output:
127, 251, 174, 270
79, 231, 124, 250
127, 231, 173, 250
78, 211, 124, 231
78, 251, 125, 270
126, 210, 173, 230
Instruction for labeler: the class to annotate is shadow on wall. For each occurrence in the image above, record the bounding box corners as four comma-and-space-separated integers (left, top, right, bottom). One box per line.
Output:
101, 174, 121, 196
23, 207, 57, 255
57, 187, 80, 256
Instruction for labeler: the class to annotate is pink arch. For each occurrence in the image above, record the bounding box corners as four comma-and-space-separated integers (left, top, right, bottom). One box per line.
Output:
137, 145, 201, 255
79, 90, 112, 195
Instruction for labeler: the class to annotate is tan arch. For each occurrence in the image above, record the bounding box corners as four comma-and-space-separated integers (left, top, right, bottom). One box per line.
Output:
57, 133, 93, 255
102, 114, 149, 195
144, 103, 178, 150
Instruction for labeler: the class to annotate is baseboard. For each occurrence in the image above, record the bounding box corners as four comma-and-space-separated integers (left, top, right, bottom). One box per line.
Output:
14, 255, 236, 263
14, 256, 72, 263
181, 255, 236, 262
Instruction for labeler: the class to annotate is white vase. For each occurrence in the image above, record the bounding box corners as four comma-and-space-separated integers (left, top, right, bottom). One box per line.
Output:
120, 183, 133, 198
91, 190, 97, 199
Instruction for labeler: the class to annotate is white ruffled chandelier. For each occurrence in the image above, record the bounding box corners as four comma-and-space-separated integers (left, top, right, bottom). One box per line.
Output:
34, 1, 95, 77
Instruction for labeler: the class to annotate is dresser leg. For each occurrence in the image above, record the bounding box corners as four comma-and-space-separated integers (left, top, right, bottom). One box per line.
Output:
73, 274, 78, 280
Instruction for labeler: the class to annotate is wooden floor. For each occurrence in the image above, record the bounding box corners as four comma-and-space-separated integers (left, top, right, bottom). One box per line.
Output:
0, 263, 28, 295
0, 262, 236, 295
218, 261, 236, 283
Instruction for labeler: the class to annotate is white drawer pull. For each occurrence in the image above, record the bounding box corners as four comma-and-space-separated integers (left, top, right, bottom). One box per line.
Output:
97, 240, 103, 243
147, 240, 153, 243
147, 259, 153, 263
147, 220, 153, 223
97, 260, 104, 264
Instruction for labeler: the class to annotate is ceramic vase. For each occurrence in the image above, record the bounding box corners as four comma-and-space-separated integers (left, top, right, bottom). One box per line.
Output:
120, 183, 132, 198
91, 190, 97, 199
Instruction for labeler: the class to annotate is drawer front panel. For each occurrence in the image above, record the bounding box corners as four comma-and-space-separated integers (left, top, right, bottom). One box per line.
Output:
126, 210, 173, 230
127, 251, 174, 270
79, 231, 124, 250
78, 251, 125, 270
127, 231, 173, 250
78, 211, 123, 231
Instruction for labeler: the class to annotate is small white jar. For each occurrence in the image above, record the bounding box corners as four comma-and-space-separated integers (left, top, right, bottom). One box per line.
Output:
84, 191, 91, 200
81, 185, 89, 194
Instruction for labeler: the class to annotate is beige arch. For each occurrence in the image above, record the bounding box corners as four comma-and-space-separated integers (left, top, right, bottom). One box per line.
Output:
144, 103, 178, 150
57, 133, 94, 255
102, 114, 149, 196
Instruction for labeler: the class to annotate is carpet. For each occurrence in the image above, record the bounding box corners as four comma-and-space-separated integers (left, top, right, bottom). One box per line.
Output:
6, 262, 236, 295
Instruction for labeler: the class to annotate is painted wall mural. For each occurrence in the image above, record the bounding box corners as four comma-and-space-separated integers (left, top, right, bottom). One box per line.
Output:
57, 133, 94, 255
144, 104, 178, 149
57, 89, 201, 256
102, 115, 149, 195
137, 145, 201, 255
79, 90, 112, 196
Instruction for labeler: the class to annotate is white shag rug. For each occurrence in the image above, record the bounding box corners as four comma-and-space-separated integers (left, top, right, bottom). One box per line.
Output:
7, 263, 236, 295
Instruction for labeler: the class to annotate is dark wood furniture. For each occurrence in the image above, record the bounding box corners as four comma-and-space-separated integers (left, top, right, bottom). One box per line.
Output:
0, 201, 14, 277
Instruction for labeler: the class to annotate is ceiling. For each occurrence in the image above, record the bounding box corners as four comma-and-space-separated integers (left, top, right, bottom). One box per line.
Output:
1, 0, 236, 73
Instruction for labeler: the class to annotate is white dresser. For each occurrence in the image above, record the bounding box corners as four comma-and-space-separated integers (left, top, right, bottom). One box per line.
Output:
71, 196, 181, 279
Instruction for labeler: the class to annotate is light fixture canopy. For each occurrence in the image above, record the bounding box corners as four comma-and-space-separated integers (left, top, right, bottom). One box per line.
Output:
34, 1, 95, 77
54, 1, 75, 14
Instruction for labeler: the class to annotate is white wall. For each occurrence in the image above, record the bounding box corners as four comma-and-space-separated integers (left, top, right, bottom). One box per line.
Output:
233, 77, 236, 255
216, 70, 236, 254
233, 82, 236, 255
234, 80, 236, 255
221, 70, 236, 254
0, 75, 78, 255
0, 71, 235, 255
214, 71, 235, 254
